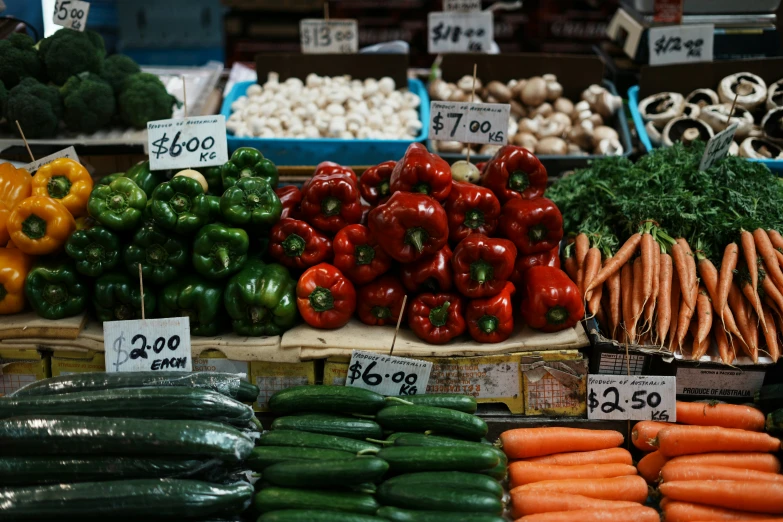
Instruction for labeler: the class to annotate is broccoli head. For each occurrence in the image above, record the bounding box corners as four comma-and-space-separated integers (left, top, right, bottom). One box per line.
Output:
0, 33, 44, 88
61, 73, 115, 134
6, 78, 63, 138
118, 73, 177, 129
39, 29, 106, 85
0, 81, 7, 116
100, 54, 141, 94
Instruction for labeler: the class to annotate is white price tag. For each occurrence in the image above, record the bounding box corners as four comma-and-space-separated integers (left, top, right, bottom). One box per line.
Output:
429, 101, 509, 145
346, 350, 432, 396
587, 374, 676, 421
648, 24, 714, 66
699, 123, 737, 171
22, 146, 79, 174
53, 0, 90, 32
428, 11, 493, 53
300, 19, 358, 54
147, 115, 228, 171
444, 0, 482, 12
104, 317, 192, 373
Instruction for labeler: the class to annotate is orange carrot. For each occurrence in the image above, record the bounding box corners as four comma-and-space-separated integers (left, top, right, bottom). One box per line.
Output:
663, 500, 778, 522
499, 428, 624, 459
509, 461, 637, 488
565, 254, 577, 281
675, 401, 765, 431
673, 243, 694, 310
588, 279, 603, 317
661, 462, 783, 483
696, 287, 712, 346
658, 253, 673, 345
660, 480, 783, 514
717, 243, 739, 322
632, 421, 672, 452
621, 262, 633, 342
668, 452, 781, 473
755, 228, 783, 291
608, 266, 622, 339
701, 254, 745, 340
587, 233, 642, 293
762, 276, 783, 321
510, 492, 641, 518
513, 506, 660, 522
526, 448, 632, 466
679, 238, 698, 305
644, 241, 661, 332
669, 268, 681, 350
729, 282, 759, 362
742, 229, 764, 327
742, 277, 768, 333
654, 425, 781, 457
714, 320, 733, 364
582, 247, 601, 300
630, 259, 644, 342
640, 232, 654, 307
763, 306, 780, 362
575, 233, 589, 294
510, 476, 648, 503
637, 450, 668, 484
676, 283, 699, 350
769, 229, 783, 250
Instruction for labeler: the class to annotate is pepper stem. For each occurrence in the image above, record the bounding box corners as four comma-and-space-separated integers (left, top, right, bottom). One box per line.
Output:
22, 215, 47, 240
478, 314, 498, 334
146, 244, 168, 266
464, 208, 485, 229
170, 193, 191, 214
114, 305, 135, 320
529, 224, 548, 244
470, 260, 494, 283
546, 305, 570, 326
282, 233, 306, 258
508, 170, 530, 192
412, 182, 430, 195
215, 246, 231, 269
43, 284, 67, 305
248, 306, 267, 324
378, 180, 390, 197
108, 194, 127, 211
309, 286, 334, 312
429, 301, 451, 327
86, 244, 104, 262
405, 227, 429, 253
371, 306, 391, 320
47, 176, 72, 199
321, 197, 342, 217
354, 244, 376, 265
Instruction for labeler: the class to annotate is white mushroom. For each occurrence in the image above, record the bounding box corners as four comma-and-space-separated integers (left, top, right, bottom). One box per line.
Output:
537, 117, 567, 139
512, 132, 538, 151
529, 103, 554, 119
518, 117, 540, 135
646, 121, 663, 147
639, 92, 685, 129
457, 75, 482, 92
521, 77, 548, 107
718, 73, 767, 111
594, 138, 624, 156
536, 136, 568, 155
554, 98, 575, 116
739, 137, 783, 159
582, 84, 622, 118
487, 81, 512, 103
685, 88, 719, 108
435, 141, 464, 153
593, 126, 619, 143
567, 121, 594, 150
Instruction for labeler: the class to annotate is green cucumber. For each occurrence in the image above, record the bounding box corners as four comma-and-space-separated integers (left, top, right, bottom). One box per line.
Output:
271, 414, 383, 440
377, 482, 503, 514
756, 384, 783, 412
0, 478, 253, 520
0, 416, 254, 462
392, 433, 507, 479
391, 394, 477, 413
269, 385, 388, 415
257, 430, 379, 453
258, 510, 387, 522
264, 457, 389, 487
254, 487, 379, 515
481, 460, 508, 481
375, 405, 487, 440
381, 472, 503, 498
247, 446, 355, 470
376, 507, 506, 522
376, 446, 499, 473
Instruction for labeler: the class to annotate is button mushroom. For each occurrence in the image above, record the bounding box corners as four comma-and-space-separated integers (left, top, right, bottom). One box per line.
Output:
768, 80, 783, 111
435, 141, 464, 154
739, 137, 783, 159
699, 104, 755, 139
479, 144, 502, 157
639, 92, 685, 129
646, 121, 663, 147
728, 141, 739, 156
718, 73, 767, 111
521, 77, 548, 107
682, 103, 701, 119
537, 116, 568, 139
457, 75, 482, 92
509, 100, 526, 119
487, 81, 512, 103
512, 132, 538, 151
762, 107, 783, 144
536, 136, 568, 155
567, 120, 594, 150
593, 126, 619, 143
685, 88, 719, 108
543, 74, 564, 101
511, 79, 527, 101
594, 138, 624, 156
581, 84, 623, 118
529, 103, 553, 119
451, 160, 482, 183
662, 117, 714, 147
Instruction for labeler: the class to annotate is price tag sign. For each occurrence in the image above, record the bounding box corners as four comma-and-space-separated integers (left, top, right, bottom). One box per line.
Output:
53, 0, 90, 32
428, 11, 493, 53
346, 350, 432, 396
104, 317, 192, 373
300, 19, 359, 54
588, 375, 676, 421
648, 24, 714, 66
147, 115, 228, 171
699, 123, 738, 171
429, 101, 509, 145
23, 146, 79, 174
444, 0, 482, 12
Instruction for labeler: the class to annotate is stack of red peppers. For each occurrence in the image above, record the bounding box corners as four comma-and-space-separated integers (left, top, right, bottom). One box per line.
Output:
271, 144, 583, 344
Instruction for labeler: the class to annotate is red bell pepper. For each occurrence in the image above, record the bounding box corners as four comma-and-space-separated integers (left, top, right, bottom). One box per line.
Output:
520, 266, 584, 333
333, 224, 392, 285
308, 161, 357, 185
296, 263, 356, 329
510, 245, 561, 288
300, 164, 363, 234
408, 292, 466, 344
452, 233, 517, 298
356, 275, 406, 326
481, 145, 547, 203
359, 160, 395, 206
360, 204, 371, 226
268, 218, 333, 270
499, 197, 563, 255
400, 244, 453, 294
466, 281, 515, 343
390, 143, 452, 202
275, 185, 302, 220
367, 191, 448, 263
444, 181, 501, 244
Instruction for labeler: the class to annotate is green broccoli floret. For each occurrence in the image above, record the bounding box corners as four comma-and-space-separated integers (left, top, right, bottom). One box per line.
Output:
118, 73, 177, 129
0, 33, 44, 89
60, 73, 115, 134
38, 29, 106, 85
6, 78, 63, 138
100, 54, 141, 94
0, 81, 7, 116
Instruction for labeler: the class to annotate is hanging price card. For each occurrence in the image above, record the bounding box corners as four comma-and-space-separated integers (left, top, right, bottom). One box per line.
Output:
444, 0, 482, 12
648, 24, 714, 66
147, 115, 228, 171
346, 350, 432, 396
104, 317, 192, 373
300, 19, 359, 54
428, 11, 493, 53
53, 0, 90, 32
587, 374, 676, 421
23, 146, 79, 174
429, 101, 509, 145
699, 123, 738, 171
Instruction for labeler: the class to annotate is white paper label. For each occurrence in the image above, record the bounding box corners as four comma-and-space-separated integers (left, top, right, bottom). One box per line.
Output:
588, 374, 676, 421
22, 146, 79, 174
677, 367, 766, 399
192, 357, 249, 379
300, 19, 358, 54
597, 352, 647, 375
699, 123, 737, 171
347, 350, 432, 396
147, 115, 228, 171
428, 11, 493, 53
426, 359, 520, 399
104, 317, 192, 373
444, 0, 482, 12
53, 0, 90, 32
429, 101, 509, 145
648, 24, 714, 66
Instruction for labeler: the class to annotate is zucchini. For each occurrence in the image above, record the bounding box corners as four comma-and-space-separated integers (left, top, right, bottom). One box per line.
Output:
269, 385, 386, 415
767, 409, 783, 433
376, 507, 505, 522
258, 510, 387, 522
257, 430, 379, 453
264, 457, 389, 487
0, 387, 254, 426
756, 384, 783, 412
381, 471, 503, 498
247, 446, 355, 470
271, 414, 383, 440
392, 433, 507, 479
375, 405, 488, 440
0, 478, 253, 520
376, 446, 499, 473
377, 482, 503, 514
391, 394, 477, 413
254, 487, 380, 515
0, 416, 254, 462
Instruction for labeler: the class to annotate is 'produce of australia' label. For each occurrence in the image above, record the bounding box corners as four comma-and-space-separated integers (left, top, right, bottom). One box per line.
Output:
429, 101, 510, 145
147, 115, 228, 171
347, 350, 432, 396
587, 374, 676, 421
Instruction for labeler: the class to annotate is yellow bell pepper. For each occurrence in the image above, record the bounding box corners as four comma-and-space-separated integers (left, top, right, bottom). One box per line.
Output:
0, 247, 32, 314
0, 163, 32, 247
7, 196, 76, 255
31, 158, 93, 217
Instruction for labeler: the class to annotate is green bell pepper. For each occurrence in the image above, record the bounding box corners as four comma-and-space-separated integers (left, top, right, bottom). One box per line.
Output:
93, 272, 156, 321
87, 177, 148, 231
124, 223, 189, 285
224, 259, 298, 336
219, 177, 282, 227
221, 147, 279, 190
192, 223, 249, 279
159, 275, 225, 336
197, 166, 223, 196
25, 261, 88, 320
125, 160, 168, 198
149, 176, 213, 235
64, 226, 121, 277
98, 172, 125, 186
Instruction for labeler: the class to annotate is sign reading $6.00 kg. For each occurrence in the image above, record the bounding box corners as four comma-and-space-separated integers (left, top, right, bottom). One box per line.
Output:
346, 350, 433, 396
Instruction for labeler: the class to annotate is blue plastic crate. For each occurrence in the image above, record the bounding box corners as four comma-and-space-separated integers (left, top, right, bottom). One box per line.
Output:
628, 85, 782, 173
220, 79, 430, 166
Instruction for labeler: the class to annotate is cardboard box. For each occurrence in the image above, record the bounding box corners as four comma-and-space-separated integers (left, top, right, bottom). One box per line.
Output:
522, 351, 587, 417
50, 350, 106, 377
0, 349, 50, 396
193, 349, 251, 378
251, 360, 317, 412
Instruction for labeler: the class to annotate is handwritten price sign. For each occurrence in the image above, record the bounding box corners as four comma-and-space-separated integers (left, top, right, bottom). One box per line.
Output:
648, 24, 714, 66
300, 19, 358, 54
588, 375, 676, 421
428, 11, 493, 53
429, 101, 509, 145
346, 350, 432, 396
53, 0, 90, 32
700, 123, 738, 171
104, 317, 192, 373
23, 146, 79, 174
147, 115, 228, 171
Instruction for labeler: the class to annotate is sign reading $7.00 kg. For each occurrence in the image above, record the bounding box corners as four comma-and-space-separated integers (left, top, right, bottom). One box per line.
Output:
429, 101, 510, 146
346, 350, 433, 396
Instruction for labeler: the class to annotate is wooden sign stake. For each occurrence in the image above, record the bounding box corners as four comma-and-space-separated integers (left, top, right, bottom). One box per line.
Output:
324, 1, 329, 20
14, 120, 35, 163
182, 76, 188, 119
466, 63, 477, 163
138, 263, 146, 320
728, 80, 752, 123
389, 295, 408, 356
